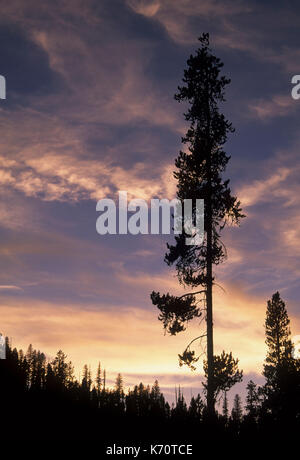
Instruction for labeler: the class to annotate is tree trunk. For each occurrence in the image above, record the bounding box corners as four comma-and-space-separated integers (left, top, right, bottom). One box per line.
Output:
205, 87, 214, 416
206, 189, 214, 416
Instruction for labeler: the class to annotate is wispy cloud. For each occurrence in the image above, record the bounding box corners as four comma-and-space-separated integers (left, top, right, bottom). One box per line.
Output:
238, 167, 291, 206
0, 150, 176, 201
0, 285, 23, 290
127, 0, 251, 45
248, 94, 297, 120
0, 0, 182, 203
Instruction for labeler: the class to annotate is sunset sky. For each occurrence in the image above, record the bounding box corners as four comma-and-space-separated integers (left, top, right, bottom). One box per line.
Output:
1, 0, 300, 407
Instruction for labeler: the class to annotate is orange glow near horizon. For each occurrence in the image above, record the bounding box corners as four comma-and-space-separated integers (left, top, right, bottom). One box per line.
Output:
2, 278, 299, 391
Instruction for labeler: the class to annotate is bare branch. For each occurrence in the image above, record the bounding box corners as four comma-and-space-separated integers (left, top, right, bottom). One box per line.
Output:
178, 290, 206, 300
213, 282, 226, 294
186, 333, 207, 350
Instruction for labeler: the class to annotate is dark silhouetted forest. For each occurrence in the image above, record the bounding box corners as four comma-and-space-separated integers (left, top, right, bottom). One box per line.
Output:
1, 292, 300, 442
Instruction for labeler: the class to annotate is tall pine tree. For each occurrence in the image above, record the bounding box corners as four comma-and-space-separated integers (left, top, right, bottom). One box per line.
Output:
151, 33, 244, 415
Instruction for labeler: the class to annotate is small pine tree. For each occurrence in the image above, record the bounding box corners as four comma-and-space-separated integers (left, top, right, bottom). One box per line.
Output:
95, 362, 102, 396
203, 351, 243, 403
151, 380, 160, 401
231, 394, 242, 423
115, 373, 124, 394
81, 364, 92, 394
245, 380, 259, 420
222, 391, 229, 423
188, 394, 204, 419
115, 373, 125, 410
173, 386, 188, 418
103, 369, 106, 392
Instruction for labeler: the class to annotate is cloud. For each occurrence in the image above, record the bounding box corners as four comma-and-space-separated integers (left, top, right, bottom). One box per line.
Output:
0, 0, 296, 207
0, 285, 23, 290
248, 94, 297, 120
268, 48, 300, 74
127, 0, 300, 80
0, 150, 176, 201
127, 0, 160, 17
238, 167, 291, 207
127, 0, 251, 44
0, 1, 183, 204
216, 138, 300, 301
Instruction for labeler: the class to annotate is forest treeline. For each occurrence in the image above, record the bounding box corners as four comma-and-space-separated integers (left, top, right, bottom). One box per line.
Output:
0, 291, 300, 440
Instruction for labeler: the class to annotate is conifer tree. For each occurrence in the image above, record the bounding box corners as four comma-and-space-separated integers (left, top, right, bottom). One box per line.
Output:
115, 373, 125, 410
115, 373, 124, 394
188, 394, 204, 419
263, 292, 293, 391
203, 350, 243, 403
173, 386, 188, 418
51, 350, 73, 390
151, 33, 244, 415
103, 369, 106, 393
231, 394, 242, 423
263, 292, 300, 421
222, 391, 229, 423
96, 361, 102, 396
245, 380, 259, 420
81, 364, 92, 396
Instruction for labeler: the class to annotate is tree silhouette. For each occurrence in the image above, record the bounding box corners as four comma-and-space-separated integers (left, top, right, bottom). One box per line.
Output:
245, 380, 260, 421
222, 391, 229, 424
51, 349, 72, 390
96, 361, 102, 398
81, 364, 92, 401
203, 351, 243, 404
188, 394, 204, 420
264, 292, 293, 387
231, 393, 243, 428
262, 292, 300, 425
151, 33, 244, 415
115, 372, 124, 394
114, 373, 125, 413
1, 334, 300, 439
